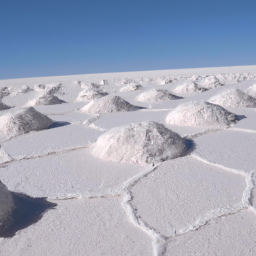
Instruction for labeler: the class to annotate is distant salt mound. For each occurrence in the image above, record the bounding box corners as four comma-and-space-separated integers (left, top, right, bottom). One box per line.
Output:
79, 82, 102, 90
92, 121, 188, 165
245, 84, 256, 98
0, 181, 14, 231
166, 101, 237, 127
34, 82, 62, 95
209, 89, 256, 108
0, 101, 11, 111
14, 85, 33, 96
137, 89, 180, 102
27, 94, 65, 106
197, 75, 221, 89
76, 88, 108, 102
0, 87, 10, 99
173, 82, 207, 94
81, 95, 143, 114
119, 84, 143, 92
0, 107, 53, 136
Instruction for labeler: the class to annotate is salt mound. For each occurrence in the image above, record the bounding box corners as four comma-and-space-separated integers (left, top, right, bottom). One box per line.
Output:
0, 87, 10, 99
76, 88, 108, 102
136, 89, 180, 102
208, 89, 256, 108
27, 94, 65, 106
80, 82, 102, 90
14, 85, 33, 95
80, 95, 142, 114
245, 84, 256, 98
197, 75, 221, 89
0, 181, 14, 231
0, 101, 11, 111
119, 84, 143, 92
92, 121, 188, 165
166, 101, 237, 127
173, 82, 207, 94
34, 82, 62, 95
0, 107, 53, 136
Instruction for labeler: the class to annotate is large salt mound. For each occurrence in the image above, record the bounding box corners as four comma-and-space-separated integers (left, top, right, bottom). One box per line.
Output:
76, 88, 108, 102
0, 181, 14, 231
166, 101, 237, 127
91, 121, 188, 165
0, 107, 53, 136
209, 89, 256, 108
80, 95, 143, 114
136, 89, 180, 102
245, 84, 256, 98
197, 75, 221, 89
27, 94, 65, 106
119, 84, 143, 92
173, 82, 206, 94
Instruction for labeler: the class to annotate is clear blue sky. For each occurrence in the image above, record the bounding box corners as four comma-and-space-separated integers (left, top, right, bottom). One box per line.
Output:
1, 0, 256, 79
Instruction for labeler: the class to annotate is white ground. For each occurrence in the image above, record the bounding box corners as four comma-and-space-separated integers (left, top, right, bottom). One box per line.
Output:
0, 65, 256, 255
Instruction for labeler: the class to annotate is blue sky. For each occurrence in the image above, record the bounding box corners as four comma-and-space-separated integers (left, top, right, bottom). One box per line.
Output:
1, 0, 256, 79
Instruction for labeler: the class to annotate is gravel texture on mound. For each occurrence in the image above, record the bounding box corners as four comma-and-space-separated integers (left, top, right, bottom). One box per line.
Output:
197, 75, 221, 89
27, 94, 65, 106
0, 107, 53, 136
245, 84, 256, 98
0, 181, 14, 231
166, 101, 237, 127
0, 101, 11, 111
119, 84, 143, 92
136, 89, 181, 102
92, 121, 188, 165
80, 95, 143, 114
173, 82, 207, 94
76, 89, 108, 102
208, 89, 256, 108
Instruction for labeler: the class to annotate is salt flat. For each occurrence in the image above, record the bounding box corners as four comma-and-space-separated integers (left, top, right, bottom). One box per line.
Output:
0, 65, 256, 255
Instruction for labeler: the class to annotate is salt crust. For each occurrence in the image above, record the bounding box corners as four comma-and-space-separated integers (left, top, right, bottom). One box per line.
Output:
0, 181, 14, 231
80, 95, 142, 113
0, 107, 53, 136
166, 101, 237, 127
136, 89, 180, 102
209, 89, 256, 108
92, 121, 188, 165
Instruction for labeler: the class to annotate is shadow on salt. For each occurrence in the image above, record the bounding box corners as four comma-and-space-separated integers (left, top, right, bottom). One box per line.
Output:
0, 192, 56, 238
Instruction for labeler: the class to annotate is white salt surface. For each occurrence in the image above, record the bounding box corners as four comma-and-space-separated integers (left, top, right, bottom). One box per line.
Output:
0, 148, 145, 198
0, 66, 256, 255
130, 156, 246, 236
1, 124, 102, 159
165, 210, 256, 256
193, 130, 256, 173
0, 198, 152, 256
